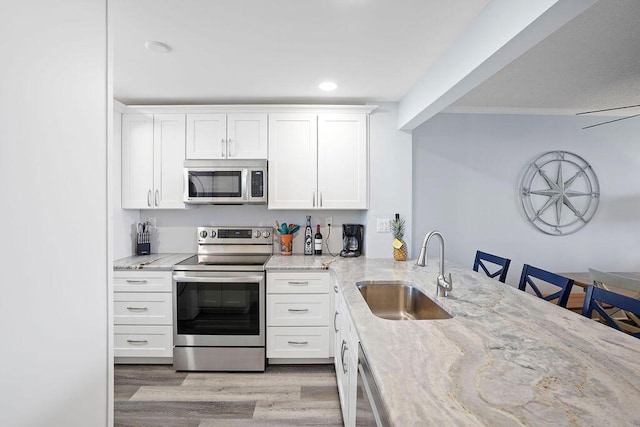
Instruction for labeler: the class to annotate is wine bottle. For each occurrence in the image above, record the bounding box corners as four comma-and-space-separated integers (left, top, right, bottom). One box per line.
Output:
304, 215, 313, 255
314, 224, 323, 255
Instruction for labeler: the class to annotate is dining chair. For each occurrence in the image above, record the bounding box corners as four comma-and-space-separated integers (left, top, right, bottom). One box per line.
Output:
587, 268, 640, 335
582, 285, 640, 338
518, 264, 574, 308
473, 251, 511, 283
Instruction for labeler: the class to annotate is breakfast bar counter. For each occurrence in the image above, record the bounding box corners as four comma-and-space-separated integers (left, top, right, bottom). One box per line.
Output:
269, 256, 640, 426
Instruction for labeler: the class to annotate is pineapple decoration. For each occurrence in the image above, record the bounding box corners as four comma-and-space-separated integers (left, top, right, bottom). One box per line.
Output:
391, 213, 407, 261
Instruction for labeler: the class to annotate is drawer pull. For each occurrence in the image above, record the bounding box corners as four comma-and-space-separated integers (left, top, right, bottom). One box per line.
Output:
288, 281, 309, 285
288, 341, 309, 345
125, 279, 148, 284
334, 285, 338, 293
341, 340, 348, 374
126, 307, 148, 311
288, 308, 309, 313
126, 339, 148, 344
334, 311, 339, 332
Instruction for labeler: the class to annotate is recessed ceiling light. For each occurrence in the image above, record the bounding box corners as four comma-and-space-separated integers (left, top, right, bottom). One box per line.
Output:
145, 41, 172, 53
319, 81, 338, 91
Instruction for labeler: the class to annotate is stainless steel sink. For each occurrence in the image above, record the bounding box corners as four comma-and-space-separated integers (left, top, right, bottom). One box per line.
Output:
356, 281, 453, 320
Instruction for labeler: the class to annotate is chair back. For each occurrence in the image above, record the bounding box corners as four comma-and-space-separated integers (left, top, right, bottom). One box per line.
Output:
473, 251, 511, 283
518, 264, 574, 307
587, 268, 640, 334
582, 285, 640, 338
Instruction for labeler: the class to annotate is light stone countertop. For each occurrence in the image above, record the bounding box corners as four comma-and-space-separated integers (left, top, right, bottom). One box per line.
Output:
265, 254, 338, 270
113, 253, 193, 271
269, 256, 640, 426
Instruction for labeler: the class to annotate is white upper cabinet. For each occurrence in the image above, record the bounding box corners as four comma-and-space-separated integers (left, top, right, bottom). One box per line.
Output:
268, 113, 368, 209
268, 114, 318, 209
318, 114, 367, 209
186, 113, 267, 160
122, 114, 186, 209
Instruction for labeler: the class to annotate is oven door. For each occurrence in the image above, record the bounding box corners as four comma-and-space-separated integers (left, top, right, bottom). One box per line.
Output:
172, 271, 265, 347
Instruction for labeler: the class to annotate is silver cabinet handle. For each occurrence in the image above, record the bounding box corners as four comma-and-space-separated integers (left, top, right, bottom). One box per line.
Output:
288, 341, 309, 345
125, 279, 148, 284
288, 308, 309, 313
312, 190, 316, 207
341, 340, 348, 374
288, 281, 309, 286
154, 189, 159, 206
126, 307, 148, 311
334, 311, 339, 332
126, 339, 148, 344
147, 190, 151, 207
228, 138, 233, 157
221, 138, 225, 157
320, 191, 323, 207
334, 285, 338, 293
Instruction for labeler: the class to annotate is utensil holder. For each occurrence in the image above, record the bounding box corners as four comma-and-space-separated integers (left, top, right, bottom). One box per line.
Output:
279, 234, 293, 256
136, 232, 151, 255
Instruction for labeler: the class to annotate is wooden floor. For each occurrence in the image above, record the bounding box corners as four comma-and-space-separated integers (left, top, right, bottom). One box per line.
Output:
114, 364, 343, 427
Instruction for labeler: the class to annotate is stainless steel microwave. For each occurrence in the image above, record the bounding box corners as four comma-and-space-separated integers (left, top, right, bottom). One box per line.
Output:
183, 159, 267, 204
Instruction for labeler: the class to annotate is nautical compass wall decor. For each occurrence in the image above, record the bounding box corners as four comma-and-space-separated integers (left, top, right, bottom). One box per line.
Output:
519, 151, 599, 236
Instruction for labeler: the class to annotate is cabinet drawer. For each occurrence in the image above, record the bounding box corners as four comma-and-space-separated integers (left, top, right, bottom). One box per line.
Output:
114, 271, 172, 292
267, 294, 331, 326
113, 292, 173, 325
114, 325, 173, 358
267, 271, 330, 294
267, 326, 330, 358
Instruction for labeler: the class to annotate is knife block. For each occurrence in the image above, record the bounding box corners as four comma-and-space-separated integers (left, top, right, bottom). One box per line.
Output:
136, 232, 151, 255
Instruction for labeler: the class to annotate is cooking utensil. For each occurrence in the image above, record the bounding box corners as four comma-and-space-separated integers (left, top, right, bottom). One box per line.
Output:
289, 225, 300, 234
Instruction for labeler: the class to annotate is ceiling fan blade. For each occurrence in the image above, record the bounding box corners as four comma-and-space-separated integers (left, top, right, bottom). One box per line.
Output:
582, 113, 640, 129
576, 103, 640, 115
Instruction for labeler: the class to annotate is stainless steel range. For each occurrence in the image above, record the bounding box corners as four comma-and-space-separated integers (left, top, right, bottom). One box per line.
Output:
172, 226, 273, 371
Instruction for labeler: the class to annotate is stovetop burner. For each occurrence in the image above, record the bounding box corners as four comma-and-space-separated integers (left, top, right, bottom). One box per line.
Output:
173, 226, 274, 272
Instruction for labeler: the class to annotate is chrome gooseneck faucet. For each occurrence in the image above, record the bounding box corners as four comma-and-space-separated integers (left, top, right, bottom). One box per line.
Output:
416, 230, 453, 297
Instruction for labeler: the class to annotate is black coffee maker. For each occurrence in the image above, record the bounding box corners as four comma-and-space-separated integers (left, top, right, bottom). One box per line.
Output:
340, 224, 364, 257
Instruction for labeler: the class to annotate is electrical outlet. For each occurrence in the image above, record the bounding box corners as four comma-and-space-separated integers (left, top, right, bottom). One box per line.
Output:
326, 217, 333, 227
376, 219, 391, 233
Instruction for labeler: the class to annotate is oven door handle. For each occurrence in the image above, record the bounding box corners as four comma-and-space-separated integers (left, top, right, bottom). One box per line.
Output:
172, 274, 264, 283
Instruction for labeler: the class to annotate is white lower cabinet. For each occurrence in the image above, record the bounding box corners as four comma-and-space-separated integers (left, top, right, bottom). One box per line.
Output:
266, 271, 332, 360
335, 284, 359, 427
113, 270, 173, 363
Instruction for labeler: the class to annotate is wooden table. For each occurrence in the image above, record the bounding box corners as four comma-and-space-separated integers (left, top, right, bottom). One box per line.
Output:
557, 271, 640, 312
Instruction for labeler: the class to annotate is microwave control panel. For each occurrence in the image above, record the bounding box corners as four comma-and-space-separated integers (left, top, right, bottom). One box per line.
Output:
251, 170, 264, 198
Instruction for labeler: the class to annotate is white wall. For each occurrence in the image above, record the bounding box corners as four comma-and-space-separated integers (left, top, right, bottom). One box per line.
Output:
365, 103, 413, 257
116, 103, 412, 259
139, 207, 365, 256
412, 113, 640, 286
0, 2, 109, 426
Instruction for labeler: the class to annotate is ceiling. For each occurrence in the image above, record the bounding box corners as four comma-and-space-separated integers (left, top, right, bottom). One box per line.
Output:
112, 0, 640, 119
450, 0, 640, 115
112, 0, 491, 105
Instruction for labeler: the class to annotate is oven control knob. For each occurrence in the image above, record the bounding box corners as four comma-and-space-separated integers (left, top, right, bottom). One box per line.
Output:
263, 230, 271, 238
253, 230, 262, 238
210, 230, 216, 238
199, 230, 208, 239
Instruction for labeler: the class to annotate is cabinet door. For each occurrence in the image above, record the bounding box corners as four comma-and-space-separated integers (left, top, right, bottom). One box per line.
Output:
227, 113, 267, 159
153, 114, 186, 208
268, 114, 318, 209
186, 113, 226, 159
318, 114, 368, 209
122, 114, 154, 209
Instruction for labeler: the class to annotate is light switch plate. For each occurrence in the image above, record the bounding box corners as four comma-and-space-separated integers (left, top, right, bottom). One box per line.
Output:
376, 219, 391, 233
